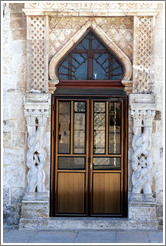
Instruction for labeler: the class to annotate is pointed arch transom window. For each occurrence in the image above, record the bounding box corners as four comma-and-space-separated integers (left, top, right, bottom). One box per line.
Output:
57, 31, 124, 81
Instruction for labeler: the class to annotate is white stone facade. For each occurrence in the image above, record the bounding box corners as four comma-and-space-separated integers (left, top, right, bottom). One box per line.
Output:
3, 2, 164, 228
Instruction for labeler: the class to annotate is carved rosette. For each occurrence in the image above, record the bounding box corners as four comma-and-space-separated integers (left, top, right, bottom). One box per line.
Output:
24, 94, 50, 193
130, 94, 155, 195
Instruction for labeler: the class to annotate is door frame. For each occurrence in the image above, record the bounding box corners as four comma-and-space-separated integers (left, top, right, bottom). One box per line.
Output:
50, 92, 128, 217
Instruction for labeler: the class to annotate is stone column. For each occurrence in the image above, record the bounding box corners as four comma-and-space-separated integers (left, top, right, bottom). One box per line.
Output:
19, 93, 50, 229
129, 94, 157, 227
130, 96, 155, 197
24, 93, 50, 195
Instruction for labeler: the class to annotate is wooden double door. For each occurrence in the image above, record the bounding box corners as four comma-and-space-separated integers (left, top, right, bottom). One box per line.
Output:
51, 95, 128, 217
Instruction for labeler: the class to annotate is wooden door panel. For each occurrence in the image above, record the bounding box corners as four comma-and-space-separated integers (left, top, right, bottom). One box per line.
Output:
57, 172, 85, 214
51, 96, 127, 217
92, 173, 121, 214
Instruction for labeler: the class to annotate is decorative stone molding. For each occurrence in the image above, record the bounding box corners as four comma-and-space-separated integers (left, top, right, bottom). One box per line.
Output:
49, 20, 132, 93
133, 16, 154, 93
27, 16, 49, 92
130, 94, 156, 195
23, 3, 159, 16
49, 16, 133, 62
121, 81, 133, 95
24, 93, 50, 193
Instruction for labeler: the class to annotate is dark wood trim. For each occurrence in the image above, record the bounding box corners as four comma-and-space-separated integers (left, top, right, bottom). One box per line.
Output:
50, 95, 55, 216
124, 97, 128, 217
56, 80, 124, 88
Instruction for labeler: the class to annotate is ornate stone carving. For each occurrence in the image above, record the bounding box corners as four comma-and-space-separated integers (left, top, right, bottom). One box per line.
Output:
49, 17, 133, 62
27, 16, 48, 92
49, 21, 132, 93
24, 94, 50, 193
130, 94, 155, 195
25, 3, 158, 10
133, 16, 154, 93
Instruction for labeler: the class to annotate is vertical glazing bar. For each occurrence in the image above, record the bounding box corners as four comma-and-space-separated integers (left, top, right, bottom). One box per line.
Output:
71, 101, 74, 154
106, 101, 109, 155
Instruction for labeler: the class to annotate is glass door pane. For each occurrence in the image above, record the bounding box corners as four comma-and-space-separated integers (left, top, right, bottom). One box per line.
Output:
109, 102, 121, 154
58, 101, 71, 154
74, 102, 86, 154
93, 102, 106, 154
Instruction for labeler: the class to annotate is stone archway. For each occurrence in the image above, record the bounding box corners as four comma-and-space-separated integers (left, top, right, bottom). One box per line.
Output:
19, 4, 158, 229
48, 20, 132, 88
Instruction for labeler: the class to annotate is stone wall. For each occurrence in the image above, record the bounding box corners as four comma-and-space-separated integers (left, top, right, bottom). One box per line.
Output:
3, 3, 27, 225
3, 2, 164, 227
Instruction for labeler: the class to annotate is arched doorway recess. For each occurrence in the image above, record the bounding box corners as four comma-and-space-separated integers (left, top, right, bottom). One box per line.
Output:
50, 29, 129, 217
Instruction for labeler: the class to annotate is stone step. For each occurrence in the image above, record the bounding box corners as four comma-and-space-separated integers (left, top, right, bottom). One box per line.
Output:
19, 217, 158, 230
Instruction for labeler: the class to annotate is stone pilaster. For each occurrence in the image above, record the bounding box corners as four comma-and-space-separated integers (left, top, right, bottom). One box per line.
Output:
130, 94, 155, 197
129, 94, 157, 225
19, 93, 50, 229
24, 93, 50, 194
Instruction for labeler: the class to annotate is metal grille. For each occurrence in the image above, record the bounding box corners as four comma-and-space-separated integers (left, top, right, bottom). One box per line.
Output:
57, 31, 124, 80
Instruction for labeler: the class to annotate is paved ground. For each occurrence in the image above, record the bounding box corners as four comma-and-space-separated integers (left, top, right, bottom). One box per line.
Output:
3, 227, 163, 244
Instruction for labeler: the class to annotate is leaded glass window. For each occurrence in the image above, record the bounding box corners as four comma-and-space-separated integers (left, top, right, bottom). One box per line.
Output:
57, 30, 124, 81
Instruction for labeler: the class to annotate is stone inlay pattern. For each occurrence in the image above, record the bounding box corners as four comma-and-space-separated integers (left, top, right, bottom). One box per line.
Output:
27, 16, 46, 92
49, 17, 133, 62
133, 17, 153, 93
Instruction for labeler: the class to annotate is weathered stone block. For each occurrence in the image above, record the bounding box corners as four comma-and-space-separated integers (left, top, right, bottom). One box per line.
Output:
3, 132, 11, 147
10, 19, 26, 29
11, 28, 26, 40
129, 205, 156, 221
4, 163, 26, 187
12, 132, 26, 147
9, 3, 24, 13
21, 202, 49, 219
3, 148, 25, 166
10, 12, 25, 19
11, 187, 25, 205
3, 187, 10, 205
156, 204, 163, 218
3, 204, 21, 225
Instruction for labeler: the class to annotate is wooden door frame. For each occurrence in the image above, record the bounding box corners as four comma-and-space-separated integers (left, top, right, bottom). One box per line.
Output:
50, 93, 128, 217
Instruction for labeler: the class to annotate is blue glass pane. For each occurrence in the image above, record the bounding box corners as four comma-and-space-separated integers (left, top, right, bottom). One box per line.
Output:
76, 37, 89, 50
58, 60, 69, 80
93, 58, 106, 80
73, 54, 87, 80
92, 36, 104, 49
57, 31, 124, 80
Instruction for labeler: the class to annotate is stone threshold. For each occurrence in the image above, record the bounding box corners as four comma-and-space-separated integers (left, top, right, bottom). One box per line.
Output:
19, 217, 158, 230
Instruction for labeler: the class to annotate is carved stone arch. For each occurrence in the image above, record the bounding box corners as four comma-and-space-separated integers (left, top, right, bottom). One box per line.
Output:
49, 20, 132, 86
